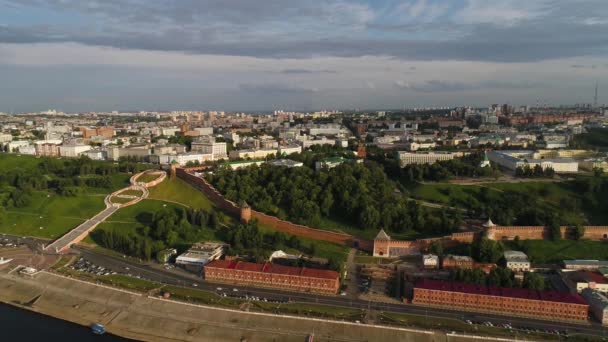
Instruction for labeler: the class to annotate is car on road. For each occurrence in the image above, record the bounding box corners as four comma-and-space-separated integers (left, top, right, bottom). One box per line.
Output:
216, 287, 223, 291
233, 288, 238, 292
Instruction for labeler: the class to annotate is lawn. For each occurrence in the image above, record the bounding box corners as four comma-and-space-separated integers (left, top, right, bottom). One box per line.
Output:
504, 239, 608, 264
148, 177, 213, 210
119, 189, 144, 197
2, 191, 106, 239
0, 153, 42, 169
137, 173, 162, 183
109, 196, 136, 204
257, 222, 350, 269
99, 274, 161, 292
161, 285, 244, 307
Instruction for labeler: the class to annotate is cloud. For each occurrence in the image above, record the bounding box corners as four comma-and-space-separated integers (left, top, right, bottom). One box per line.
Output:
279, 69, 338, 74
570, 64, 597, 69
0, 0, 607, 63
394, 79, 544, 93
238, 83, 319, 94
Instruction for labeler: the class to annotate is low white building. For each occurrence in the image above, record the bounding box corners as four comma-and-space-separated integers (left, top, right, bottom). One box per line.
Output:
0, 133, 12, 143
59, 144, 91, 158
422, 254, 439, 269
268, 159, 303, 168
82, 148, 106, 160
487, 150, 579, 173
229, 148, 278, 160
158, 152, 213, 166
176, 242, 225, 270
396, 151, 458, 167
405, 142, 437, 151
7, 140, 31, 153
504, 250, 531, 272
581, 289, 608, 326
278, 145, 302, 156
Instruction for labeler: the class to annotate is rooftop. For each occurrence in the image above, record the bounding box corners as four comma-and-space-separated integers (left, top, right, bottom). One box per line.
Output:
374, 229, 391, 241
205, 260, 339, 280
564, 260, 608, 267
415, 279, 587, 305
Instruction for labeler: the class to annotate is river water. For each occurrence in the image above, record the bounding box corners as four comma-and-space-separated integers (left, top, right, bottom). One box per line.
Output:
0, 303, 135, 341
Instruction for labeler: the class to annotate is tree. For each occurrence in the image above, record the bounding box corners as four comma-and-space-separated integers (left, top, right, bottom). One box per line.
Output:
548, 221, 562, 241
522, 272, 545, 290
573, 224, 585, 240
430, 240, 444, 256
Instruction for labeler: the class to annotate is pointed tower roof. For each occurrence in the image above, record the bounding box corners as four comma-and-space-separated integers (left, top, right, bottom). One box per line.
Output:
482, 218, 496, 228
241, 201, 250, 208
374, 229, 391, 241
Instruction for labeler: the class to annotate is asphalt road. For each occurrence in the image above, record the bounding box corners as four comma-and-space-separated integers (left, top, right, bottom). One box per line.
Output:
75, 248, 608, 339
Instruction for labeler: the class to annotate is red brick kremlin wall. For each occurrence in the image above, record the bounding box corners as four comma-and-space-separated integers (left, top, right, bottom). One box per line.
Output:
487, 226, 608, 240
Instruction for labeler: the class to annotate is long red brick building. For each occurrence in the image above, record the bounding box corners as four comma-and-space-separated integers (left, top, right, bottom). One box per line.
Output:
204, 260, 340, 295
412, 279, 588, 322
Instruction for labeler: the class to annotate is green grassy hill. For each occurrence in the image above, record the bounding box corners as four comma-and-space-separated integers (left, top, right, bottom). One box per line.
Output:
3, 191, 106, 239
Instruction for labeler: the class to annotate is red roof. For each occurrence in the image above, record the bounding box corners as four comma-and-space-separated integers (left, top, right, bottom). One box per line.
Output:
571, 271, 608, 284
205, 260, 338, 280
301, 268, 340, 280
206, 260, 236, 269
235, 261, 265, 272
415, 279, 587, 305
265, 263, 302, 276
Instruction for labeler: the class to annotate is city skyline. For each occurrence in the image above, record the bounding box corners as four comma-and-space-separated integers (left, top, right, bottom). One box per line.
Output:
1, 0, 607, 112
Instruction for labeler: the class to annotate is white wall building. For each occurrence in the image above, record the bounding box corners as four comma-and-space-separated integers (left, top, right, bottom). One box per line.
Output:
278, 145, 302, 156
191, 138, 227, 160
176, 242, 225, 269
158, 152, 213, 166
396, 151, 458, 166
487, 150, 579, 173
229, 148, 278, 160
503, 251, 531, 272
59, 144, 91, 158
7, 140, 31, 153
582, 289, 608, 326
423, 254, 439, 269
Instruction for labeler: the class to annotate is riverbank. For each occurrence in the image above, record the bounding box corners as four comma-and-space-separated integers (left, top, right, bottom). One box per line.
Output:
0, 303, 131, 341
0, 271, 448, 342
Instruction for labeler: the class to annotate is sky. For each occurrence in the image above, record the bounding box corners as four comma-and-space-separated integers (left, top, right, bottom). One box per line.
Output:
0, 0, 607, 112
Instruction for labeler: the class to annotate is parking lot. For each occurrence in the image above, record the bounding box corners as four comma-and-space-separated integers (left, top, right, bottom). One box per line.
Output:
465, 319, 569, 337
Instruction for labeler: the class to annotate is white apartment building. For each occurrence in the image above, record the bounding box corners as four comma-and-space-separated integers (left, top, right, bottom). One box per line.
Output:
298, 137, 335, 148
487, 150, 579, 173
193, 127, 213, 136
503, 251, 531, 272
59, 144, 91, 158
191, 138, 227, 160
229, 148, 278, 160
278, 145, 302, 156
396, 151, 457, 167
582, 289, 608, 325
161, 127, 180, 136
7, 140, 31, 153
0, 133, 12, 143
158, 152, 213, 166
405, 141, 437, 151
